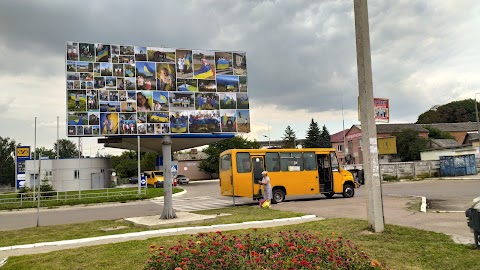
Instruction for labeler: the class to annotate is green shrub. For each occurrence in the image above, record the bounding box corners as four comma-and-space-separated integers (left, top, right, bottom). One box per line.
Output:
382, 175, 398, 181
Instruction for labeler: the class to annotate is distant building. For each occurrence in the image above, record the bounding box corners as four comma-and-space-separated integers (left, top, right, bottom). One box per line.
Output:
330, 129, 349, 165
24, 158, 112, 192
342, 123, 428, 164
331, 122, 480, 164
421, 122, 479, 145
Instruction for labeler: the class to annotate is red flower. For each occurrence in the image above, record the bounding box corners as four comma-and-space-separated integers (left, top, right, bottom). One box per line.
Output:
300, 260, 309, 266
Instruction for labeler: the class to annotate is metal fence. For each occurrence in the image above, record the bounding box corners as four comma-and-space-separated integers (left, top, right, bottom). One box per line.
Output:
0, 187, 147, 207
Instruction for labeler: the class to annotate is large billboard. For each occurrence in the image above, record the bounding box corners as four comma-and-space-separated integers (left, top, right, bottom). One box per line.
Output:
66, 42, 249, 136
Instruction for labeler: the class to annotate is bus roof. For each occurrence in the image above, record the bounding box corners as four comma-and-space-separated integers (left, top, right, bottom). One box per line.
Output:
220, 148, 336, 156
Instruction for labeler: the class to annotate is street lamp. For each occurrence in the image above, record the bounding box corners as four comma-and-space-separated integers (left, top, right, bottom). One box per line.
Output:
475, 94, 480, 157
263, 135, 271, 147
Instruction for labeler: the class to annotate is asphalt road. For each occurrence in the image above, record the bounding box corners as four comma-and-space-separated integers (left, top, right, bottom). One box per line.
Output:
183, 179, 480, 210
1, 179, 479, 233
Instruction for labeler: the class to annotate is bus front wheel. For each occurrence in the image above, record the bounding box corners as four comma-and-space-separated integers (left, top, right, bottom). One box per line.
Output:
342, 184, 355, 198
272, 188, 285, 204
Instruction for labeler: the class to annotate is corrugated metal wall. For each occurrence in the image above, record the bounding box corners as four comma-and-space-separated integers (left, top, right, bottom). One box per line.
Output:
440, 154, 477, 177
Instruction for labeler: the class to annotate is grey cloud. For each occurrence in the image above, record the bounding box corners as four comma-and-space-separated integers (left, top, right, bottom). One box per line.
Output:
0, 97, 15, 113
1, 0, 479, 125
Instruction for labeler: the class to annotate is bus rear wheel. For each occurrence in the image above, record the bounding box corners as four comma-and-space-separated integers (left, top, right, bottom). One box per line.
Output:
272, 188, 285, 204
342, 184, 355, 198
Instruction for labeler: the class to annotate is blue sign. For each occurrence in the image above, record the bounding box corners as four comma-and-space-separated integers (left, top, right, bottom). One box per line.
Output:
171, 164, 178, 174
140, 175, 146, 187
16, 146, 31, 189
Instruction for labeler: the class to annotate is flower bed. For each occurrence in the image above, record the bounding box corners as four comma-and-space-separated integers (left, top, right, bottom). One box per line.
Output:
145, 229, 387, 270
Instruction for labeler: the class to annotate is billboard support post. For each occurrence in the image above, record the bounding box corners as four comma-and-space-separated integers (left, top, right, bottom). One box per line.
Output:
160, 135, 176, 220
56, 116, 59, 159
354, 0, 385, 233
37, 155, 42, 227
78, 137, 81, 198
33, 117, 37, 202
137, 135, 141, 195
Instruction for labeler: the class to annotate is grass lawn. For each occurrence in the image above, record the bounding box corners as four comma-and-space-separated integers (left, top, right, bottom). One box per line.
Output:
0, 206, 304, 247
2, 218, 478, 270
0, 188, 183, 211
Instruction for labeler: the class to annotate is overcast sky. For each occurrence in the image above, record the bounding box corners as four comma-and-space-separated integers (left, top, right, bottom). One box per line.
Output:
1, 0, 479, 155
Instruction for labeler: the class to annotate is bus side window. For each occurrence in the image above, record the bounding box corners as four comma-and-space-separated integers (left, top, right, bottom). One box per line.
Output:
221, 154, 231, 171
330, 152, 339, 172
236, 153, 251, 173
292, 153, 304, 170
303, 152, 316, 171
266, 152, 280, 172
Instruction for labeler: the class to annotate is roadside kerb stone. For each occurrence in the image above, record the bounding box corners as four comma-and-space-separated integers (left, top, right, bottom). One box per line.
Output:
386, 194, 427, 213
0, 215, 320, 258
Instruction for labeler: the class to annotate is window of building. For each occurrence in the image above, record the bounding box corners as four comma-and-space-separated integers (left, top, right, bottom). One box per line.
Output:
266, 152, 280, 172
337, 144, 343, 152
279, 152, 304, 171
303, 152, 316, 170
221, 154, 232, 171
74, 170, 79, 179
236, 153, 251, 173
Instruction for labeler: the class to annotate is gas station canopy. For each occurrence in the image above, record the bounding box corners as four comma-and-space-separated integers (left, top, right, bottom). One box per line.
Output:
98, 134, 235, 153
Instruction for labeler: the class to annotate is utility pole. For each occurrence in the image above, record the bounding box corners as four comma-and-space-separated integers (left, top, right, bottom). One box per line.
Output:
354, 0, 384, 232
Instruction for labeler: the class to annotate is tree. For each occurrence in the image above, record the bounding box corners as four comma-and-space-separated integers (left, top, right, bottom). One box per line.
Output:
282, 125, 296, 148
424, 126, 455, 140
110, 151, 157, 178
111, 151, 137, 178
141, 152, 157, 172
54, 139, 80, 158
32, 147, 56, 159
392, 129, 429, 161
0, 137, 17, 186
319, 125, 332, 148
303, 119, 322, 148
199, 136, 260, 177
416, 99, 477, 124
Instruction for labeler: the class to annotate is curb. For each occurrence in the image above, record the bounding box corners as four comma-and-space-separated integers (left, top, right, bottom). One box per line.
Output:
149, 189, 187, 202
0, 215, 318, 253
386, 194, 427, 213
0, 257, 7, 267
190, 179, 219, 183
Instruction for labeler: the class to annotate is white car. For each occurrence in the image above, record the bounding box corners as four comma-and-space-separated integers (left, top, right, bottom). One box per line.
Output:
175, 175, 190, 185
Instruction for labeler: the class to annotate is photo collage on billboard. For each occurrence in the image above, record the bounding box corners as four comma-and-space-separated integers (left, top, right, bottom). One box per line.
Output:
66, 42, 249, 136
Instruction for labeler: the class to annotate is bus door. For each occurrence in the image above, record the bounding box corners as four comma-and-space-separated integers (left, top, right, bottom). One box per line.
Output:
317, 154, 333, 193
251, 156, 265, 199
329, 151, 342, 191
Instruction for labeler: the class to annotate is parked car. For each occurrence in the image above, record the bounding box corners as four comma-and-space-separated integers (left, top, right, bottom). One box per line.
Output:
175, 175, 190, 185
129, 176, 138, 184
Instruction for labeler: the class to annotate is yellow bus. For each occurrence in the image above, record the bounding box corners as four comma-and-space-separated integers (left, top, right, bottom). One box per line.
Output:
219, 148, 356, 204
